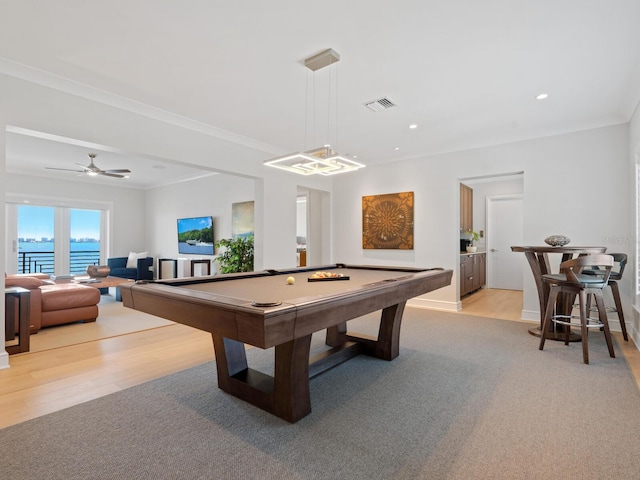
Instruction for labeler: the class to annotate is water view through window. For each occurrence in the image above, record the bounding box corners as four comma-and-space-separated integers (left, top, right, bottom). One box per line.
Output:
17, 205, 101, 274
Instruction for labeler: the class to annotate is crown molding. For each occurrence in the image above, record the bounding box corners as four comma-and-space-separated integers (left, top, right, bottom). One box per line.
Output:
0, 56, 283, 155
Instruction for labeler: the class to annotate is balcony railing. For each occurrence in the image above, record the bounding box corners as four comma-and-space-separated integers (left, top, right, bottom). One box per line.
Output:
18, 250, 101, 275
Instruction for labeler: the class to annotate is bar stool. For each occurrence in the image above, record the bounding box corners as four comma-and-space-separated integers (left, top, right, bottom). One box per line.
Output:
539, 254, 615, 364
583, 253, 628, 342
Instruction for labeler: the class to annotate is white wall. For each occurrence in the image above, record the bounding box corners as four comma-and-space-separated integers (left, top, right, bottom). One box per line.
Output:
332, 125, 631, 319
145, 173, 256, 273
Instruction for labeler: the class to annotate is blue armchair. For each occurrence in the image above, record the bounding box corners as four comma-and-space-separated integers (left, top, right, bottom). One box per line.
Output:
107, 256, 154, 281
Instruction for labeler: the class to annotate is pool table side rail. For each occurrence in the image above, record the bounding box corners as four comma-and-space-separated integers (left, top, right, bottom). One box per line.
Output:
121, 267, 452, 349
142, 264, 444, 288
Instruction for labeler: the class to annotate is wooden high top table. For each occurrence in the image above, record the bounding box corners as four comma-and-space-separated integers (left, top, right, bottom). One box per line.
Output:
511, 246, 607, 341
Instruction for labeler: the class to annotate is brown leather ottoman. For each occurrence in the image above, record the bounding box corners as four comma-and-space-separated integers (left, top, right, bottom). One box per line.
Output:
40, 283, 100, 328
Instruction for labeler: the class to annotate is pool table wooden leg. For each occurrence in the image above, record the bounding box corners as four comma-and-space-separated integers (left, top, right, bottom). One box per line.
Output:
325, 321, 347, 347
210, 299, 407, 422
273, 335, 312, 422
375, 301, 406, 360
328, 301, 407, 361
211, 333, 313, 423
211, 336, 248, 392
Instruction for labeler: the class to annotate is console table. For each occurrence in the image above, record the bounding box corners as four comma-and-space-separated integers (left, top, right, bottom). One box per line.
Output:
159, 258, 212, 279
4, 287, 31, 354
190, 259, 211, 276
158, 258, 178, 279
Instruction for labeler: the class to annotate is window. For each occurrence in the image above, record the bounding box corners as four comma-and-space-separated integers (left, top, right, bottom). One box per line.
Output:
17, 205, 55, 274
16, 205, 102, 274
7, 195, 110, 275
69, 209, 101, 274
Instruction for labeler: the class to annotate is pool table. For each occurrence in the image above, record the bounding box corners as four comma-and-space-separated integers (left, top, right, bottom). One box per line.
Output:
121, 264, 452, 422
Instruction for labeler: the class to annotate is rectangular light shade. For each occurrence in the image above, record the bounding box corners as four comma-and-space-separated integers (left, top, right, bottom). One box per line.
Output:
264, 147, 365, 176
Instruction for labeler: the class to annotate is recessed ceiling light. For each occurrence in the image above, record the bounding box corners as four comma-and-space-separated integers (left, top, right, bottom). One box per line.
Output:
394, 147, 400, 151
535, 93, 549, 100
409, 124, 418, 129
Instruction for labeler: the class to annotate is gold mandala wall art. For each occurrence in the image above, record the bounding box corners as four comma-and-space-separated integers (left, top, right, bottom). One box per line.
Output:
362, 191, 414, 249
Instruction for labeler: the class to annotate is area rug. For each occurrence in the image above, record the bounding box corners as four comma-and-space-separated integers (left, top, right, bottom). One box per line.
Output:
27, 295, 174, 353
1, 309, 639, 479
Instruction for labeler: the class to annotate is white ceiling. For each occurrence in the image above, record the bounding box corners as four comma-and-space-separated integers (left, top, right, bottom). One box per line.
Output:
2, 1, 640, 187
5, 128, 218, 189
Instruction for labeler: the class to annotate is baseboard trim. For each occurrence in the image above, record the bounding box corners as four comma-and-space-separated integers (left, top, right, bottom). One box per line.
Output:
408, 298, 459, 312
0, 351, 9, 369
521, 309, 540, 322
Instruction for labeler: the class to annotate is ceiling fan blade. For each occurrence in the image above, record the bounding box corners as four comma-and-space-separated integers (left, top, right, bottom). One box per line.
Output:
100, 172, 126, 178
47, 153, 130, 178
45, 167, 85, 173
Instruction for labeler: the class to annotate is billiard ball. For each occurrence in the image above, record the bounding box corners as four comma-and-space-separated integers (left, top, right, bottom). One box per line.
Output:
286, 276, 295, 285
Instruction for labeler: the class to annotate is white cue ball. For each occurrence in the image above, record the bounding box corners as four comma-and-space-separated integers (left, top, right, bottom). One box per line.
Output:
286, 276, 295, 285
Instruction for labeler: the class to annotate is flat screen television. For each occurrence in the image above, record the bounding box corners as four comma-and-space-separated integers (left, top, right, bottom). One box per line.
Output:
177, 216, 214, 255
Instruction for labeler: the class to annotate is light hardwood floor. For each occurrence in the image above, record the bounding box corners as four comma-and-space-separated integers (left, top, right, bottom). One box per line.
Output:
1, 288, 638, 430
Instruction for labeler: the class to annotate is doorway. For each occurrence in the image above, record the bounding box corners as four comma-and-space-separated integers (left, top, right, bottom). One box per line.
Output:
459, 172, 524, 306
296, 193, 308, 266
297, 187, 330, 267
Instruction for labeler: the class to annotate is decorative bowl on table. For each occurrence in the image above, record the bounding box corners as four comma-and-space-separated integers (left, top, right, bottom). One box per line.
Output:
544, 235, 570, 247
86, 265, 111, 277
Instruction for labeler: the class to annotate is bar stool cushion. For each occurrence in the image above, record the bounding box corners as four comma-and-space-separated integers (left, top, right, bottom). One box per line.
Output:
542, 273, 607, 287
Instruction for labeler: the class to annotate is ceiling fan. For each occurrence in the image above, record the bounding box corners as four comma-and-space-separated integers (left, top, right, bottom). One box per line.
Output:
46, 153, 132, 178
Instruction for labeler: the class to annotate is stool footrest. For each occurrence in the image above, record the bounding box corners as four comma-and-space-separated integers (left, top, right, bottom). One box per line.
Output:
551, 314, 604, 329
574, 303, 617, 313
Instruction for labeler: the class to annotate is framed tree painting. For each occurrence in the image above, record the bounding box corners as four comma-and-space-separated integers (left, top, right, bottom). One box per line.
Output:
362, 191, 414, 249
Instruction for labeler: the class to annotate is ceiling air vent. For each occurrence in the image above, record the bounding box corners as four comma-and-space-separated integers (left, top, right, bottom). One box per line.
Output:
363, 97, 397, 112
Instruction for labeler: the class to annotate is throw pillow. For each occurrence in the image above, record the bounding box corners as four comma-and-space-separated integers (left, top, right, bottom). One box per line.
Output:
126, 251, 148, 269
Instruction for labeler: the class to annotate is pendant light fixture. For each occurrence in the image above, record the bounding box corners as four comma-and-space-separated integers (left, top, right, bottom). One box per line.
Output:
264, 49, 365, 176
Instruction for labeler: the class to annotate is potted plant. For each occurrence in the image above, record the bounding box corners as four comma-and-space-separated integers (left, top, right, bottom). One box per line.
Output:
466, 230, 480, 253
214, 235, 254, 273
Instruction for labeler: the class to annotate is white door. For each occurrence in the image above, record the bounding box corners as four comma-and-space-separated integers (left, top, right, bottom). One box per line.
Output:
487, 195, 524, 290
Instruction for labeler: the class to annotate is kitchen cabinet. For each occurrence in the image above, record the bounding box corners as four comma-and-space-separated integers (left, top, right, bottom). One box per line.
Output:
460, 184, 473, 233
460, 252, 485, 296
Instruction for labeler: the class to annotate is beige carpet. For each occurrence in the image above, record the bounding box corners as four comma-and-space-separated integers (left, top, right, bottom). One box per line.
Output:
2, 309, 639, 479
28, 294, 174, 353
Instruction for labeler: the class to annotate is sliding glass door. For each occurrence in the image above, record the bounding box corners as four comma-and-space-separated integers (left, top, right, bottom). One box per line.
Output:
17, 205, 55, 274
13, 205, 103, 275
69, 209, 101, 274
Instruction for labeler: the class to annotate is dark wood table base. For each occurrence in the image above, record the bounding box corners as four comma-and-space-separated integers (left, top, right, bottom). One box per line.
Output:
527, 326, 581, 342
212, 301, 406, 423
511, 246, 606, 343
